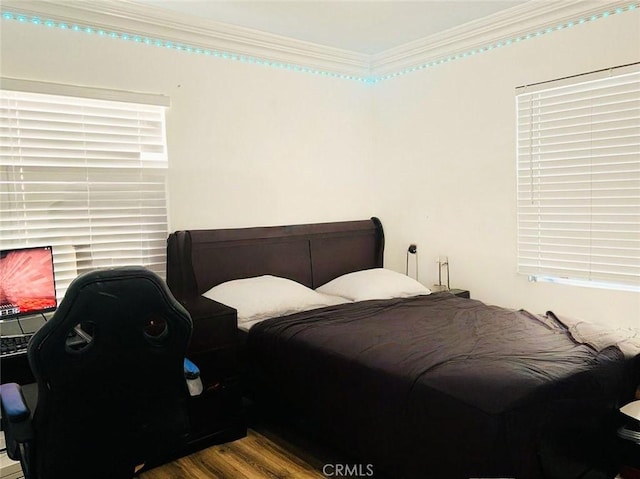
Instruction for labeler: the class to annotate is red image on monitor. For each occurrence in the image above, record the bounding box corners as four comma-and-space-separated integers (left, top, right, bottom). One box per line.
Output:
0, 246, 57, 318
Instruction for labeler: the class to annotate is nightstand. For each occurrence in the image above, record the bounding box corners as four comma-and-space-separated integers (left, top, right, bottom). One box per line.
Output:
177, 296, 247, 449
449, 289, 470, 299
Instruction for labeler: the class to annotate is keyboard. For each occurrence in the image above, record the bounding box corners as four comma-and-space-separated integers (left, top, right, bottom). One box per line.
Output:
1, 334, 34, 358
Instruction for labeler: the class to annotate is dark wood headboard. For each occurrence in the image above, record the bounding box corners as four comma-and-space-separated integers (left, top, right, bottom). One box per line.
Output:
166, 217, 384, 299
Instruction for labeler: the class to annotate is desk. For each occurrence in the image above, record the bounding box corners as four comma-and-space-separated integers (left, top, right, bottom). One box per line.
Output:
1, 316, 46, 385
1, 318, 39, 478
0, 436, 23, 479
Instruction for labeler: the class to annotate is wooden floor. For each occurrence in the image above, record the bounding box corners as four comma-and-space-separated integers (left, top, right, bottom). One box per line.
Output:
138, 428, 327, 479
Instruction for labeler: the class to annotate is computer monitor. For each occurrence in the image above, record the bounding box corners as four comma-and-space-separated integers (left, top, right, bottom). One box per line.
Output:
0, 246, 57, 319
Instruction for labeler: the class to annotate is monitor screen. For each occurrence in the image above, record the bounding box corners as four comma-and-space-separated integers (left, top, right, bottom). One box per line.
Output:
0, 246, 57, 319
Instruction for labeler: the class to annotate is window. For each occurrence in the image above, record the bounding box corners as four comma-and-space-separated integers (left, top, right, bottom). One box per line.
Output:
516, 64, 640, 292
0, 83, 170, 301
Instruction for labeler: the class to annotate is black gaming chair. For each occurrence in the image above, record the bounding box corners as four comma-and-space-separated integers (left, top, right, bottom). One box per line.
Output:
0, 266, 195, 479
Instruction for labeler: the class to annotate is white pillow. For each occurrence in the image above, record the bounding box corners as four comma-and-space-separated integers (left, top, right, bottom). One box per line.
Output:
316, 268, 431, 301
202, 275, 342, 327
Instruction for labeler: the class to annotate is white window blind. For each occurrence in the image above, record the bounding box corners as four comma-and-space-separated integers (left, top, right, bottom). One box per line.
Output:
516, 64, 640, 291
0, 88, 169, 302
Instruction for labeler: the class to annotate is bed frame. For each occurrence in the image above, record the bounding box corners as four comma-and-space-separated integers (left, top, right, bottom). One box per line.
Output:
166, 217, 384, 300
164, 218, 383, 452
165, 217, 639, 478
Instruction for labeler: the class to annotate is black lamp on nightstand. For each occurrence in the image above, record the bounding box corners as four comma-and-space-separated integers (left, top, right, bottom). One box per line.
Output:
406, 244, 418, 280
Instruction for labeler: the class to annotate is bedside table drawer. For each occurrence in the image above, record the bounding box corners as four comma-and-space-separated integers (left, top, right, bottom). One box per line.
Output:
188, 346, 238, 388
187, 378, 246, 448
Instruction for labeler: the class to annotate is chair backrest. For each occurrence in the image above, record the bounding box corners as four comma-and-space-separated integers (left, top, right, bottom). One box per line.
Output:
27, 266, 193, 479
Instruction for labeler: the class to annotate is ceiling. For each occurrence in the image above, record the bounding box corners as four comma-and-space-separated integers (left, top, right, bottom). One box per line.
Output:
133, 1, 529, 55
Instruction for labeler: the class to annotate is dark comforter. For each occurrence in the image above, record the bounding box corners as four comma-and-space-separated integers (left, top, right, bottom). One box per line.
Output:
246, 293, 639, 479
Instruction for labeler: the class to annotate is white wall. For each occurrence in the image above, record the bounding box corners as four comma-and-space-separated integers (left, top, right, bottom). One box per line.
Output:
372, 11, 640, 330
0, 20, 376, 231
1, 9, 638, 330
165, 61, 376, 229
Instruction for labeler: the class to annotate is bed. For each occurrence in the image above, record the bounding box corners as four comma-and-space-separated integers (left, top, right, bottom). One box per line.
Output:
166, 217, 640, 479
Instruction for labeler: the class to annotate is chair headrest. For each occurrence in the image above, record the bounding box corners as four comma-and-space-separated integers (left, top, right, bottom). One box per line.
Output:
28, 266, 192, 384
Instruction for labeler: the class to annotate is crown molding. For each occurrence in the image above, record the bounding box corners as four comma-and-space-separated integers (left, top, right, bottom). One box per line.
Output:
0, 0, 371, 77
1, 0, 636, 82
370, 0, 634, 76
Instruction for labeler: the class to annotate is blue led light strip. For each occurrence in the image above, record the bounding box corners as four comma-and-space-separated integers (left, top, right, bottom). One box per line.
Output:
373, 2, 639, 83
1, 3, 638, 85
0, 11, 372, 83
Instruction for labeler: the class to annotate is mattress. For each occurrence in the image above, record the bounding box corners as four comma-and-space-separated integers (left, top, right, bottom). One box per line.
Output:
245, 293, 640, 478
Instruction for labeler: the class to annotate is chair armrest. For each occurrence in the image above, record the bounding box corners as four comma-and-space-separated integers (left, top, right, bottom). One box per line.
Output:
0, 383, 30, 423
0, 382, 34, 462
